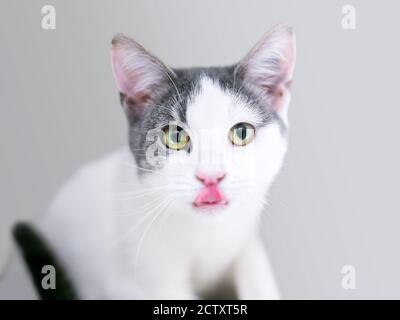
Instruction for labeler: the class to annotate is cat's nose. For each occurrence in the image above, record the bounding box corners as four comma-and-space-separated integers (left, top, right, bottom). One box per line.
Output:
195, 172, 226, 186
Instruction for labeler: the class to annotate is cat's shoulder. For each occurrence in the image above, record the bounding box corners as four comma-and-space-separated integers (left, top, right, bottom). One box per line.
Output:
55, 147, 129, 196
39, 147, 131, 228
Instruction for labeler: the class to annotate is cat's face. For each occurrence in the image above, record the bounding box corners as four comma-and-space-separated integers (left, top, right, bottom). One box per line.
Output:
111, 25, 296, 217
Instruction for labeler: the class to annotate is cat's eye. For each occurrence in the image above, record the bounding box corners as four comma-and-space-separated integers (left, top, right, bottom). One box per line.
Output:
228, 122, 255, 146
162, 125, 190, 150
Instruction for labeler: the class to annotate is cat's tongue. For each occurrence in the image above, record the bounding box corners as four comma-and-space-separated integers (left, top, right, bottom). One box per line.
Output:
193, 184, 227, 207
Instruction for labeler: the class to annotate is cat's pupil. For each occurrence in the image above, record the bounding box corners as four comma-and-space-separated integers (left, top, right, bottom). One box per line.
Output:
236, 125, 247, 140
170, 130, 180, 143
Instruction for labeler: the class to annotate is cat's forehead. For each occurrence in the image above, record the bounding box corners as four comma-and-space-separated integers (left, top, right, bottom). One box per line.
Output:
185, 76, 265, 132
141, 67, 281, 137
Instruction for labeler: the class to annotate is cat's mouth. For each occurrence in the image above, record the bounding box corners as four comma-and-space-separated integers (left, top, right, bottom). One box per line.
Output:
193, 199, 229, 208
192, 184, 228, 210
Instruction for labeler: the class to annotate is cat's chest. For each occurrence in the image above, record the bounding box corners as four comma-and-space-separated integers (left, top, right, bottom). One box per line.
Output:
186, 220, 252, 292
166, 210, 257, 283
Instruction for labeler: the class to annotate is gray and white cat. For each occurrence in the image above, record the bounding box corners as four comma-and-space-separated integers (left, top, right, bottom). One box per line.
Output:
39, 24, 296, 299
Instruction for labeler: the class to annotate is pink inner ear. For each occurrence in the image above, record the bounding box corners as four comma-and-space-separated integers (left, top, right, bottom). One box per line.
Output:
111, 45, 166, 102
111, 49, 134, 94
270, 82, 288, 112
242, 25, 295, 113
267, 39, 295, 111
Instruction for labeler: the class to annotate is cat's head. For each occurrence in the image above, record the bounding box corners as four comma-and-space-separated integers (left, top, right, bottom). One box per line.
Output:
111, 24, 296, 217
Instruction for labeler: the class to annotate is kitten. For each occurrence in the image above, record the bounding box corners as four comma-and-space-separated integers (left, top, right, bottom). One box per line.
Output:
39, 24, 296, 299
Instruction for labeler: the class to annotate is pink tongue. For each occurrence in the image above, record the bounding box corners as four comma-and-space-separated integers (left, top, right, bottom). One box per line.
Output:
194, 184, 225, 206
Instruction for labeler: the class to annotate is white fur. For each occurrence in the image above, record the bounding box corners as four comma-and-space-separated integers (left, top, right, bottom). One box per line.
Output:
39, 77, 288, 299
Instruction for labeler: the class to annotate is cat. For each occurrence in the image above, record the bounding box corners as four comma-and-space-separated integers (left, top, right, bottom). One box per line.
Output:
38, 24, 296, 299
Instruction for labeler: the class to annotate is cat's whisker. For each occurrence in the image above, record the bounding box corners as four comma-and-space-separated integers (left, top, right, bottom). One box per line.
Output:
114, 195, 174, 247
157, 200, 177, 233
117, 186, 190, 199
117, 185, 171, 196
117, 184, 169, 192
116, 194, 168, 216
228, 181, 253, 188
228, 185, 254, 193
117, 181, 175, 191
159, 72, 185, 116
117, 190, 168, 201
257, 196, 270, 207
127, 195, 173, 231
118, 183, 171, 191
227, 178, 251, 184
133, 197, 175, 285
251, 196, 272, 222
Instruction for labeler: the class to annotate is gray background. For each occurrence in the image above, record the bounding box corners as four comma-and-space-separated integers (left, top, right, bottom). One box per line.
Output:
1, 0, 399, 299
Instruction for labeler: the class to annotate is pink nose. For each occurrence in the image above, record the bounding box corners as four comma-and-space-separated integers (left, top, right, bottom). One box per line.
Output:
193, 172, 227, 208
195, 172, 226, 186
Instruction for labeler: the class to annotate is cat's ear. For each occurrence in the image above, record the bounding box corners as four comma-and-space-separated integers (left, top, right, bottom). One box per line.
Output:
111, 34, 173, 121
236, 24, 296, 121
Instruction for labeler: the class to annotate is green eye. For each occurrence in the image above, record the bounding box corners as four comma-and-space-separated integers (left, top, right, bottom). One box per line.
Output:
228, 122, 255, 146
162, 125, 190, 150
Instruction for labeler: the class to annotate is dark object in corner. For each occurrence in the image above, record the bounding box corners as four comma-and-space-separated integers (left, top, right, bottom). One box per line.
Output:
12, 222, 78, 300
